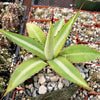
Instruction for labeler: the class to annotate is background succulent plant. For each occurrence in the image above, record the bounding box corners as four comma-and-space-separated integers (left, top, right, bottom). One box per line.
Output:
2, 13, 19, 30
0, 11, 100, 97
0, 32, 13, 64
6, 3, 23, 16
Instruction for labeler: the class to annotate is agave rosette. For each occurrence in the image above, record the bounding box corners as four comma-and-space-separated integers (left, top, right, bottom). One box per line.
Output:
0, 11, 100, 96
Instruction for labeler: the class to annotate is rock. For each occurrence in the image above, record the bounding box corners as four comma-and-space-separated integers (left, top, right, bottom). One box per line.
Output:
59, 77, 64, 82
38, 85, 47, 94
30, 87, 34, 93
48, 73, 55, 77
33, 76, 38, 82
47, 82, 56, 88
25, 85, 29, 88
35, 8, 44, 16
34, 82, 40, 88
91, 72, 100, 83
22, 98, 26, 100
19, 90, 23, 94
38, 75, 46, 85
50, 76, 59, 82
32, 89, 37, 97
91, 64, 96, 68
85, 73, 89, 78
51, 82, 57, 87
84, 69, 89, 73
48, 86, 53, 92
93, 85, 97, 88
25, 88, 32, 97
98, 68, 100, 72
62, 80, 70, 86
58, 82, 63, 89
76, 66, 86, 79
29, 84, 33, 89
86, 30, 94, 37
73, 94, 76, 98
80, 13, 89, 19
61, 9, 68, 16
45, 75, 50, 81
98, 95, 100, 99
24, 54, 33, 61
47, 69, 52, 73
98, 21, 100, 24
90, 95, 93, 99
83, 90, 87, 95
76, 66, 83, 73
38, 73, 43, 78
54, 85, 58, 91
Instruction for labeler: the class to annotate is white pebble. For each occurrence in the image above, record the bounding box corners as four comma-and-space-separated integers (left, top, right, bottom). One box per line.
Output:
39, 75, 46, 85
48, 86, 53, 92
50, 76, 59, 82
98, 95, 100, 99
58, 82, 63, 89
38, 85, 47, 94
62, 80, 70, 86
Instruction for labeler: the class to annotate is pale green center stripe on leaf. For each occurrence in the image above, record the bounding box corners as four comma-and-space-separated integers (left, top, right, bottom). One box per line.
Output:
54, 59, 87, 87
64, 53, 94, 57
13, 60, 42, 85
54, 33, 66, 51
6, 32, 44, 55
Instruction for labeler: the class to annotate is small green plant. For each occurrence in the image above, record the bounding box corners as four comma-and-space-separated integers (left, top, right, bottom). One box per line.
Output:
0, 11, 100, 96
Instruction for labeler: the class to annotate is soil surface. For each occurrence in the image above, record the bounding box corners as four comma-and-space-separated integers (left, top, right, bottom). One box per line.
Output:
22, 0, 75, 33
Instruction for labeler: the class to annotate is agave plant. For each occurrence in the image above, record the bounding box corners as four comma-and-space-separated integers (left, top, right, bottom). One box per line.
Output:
0, 11, 100, 96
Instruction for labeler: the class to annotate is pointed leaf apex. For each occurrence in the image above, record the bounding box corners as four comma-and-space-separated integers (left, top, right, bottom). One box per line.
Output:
53, 18, 65, 36
4, 58, 47, 96
48, 56, 91, 90
4, 93, 7, 97
54, 11, 80, 57
60, 45, 100, 63
4, 91, 9, 97
26, 22, 46, 46
44, 23, 54, 60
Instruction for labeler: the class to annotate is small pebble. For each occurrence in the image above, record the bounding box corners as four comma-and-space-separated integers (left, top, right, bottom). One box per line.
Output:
50, 76, 59, 82
34, 82, 40, 88
38, 85, 47, 94
62, 80, 70, 86
33, 76, 38, 82
48, 86, 53, 92
39, 75, 46, 84
58, 82, 63, 89
32, 89, 37, 97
